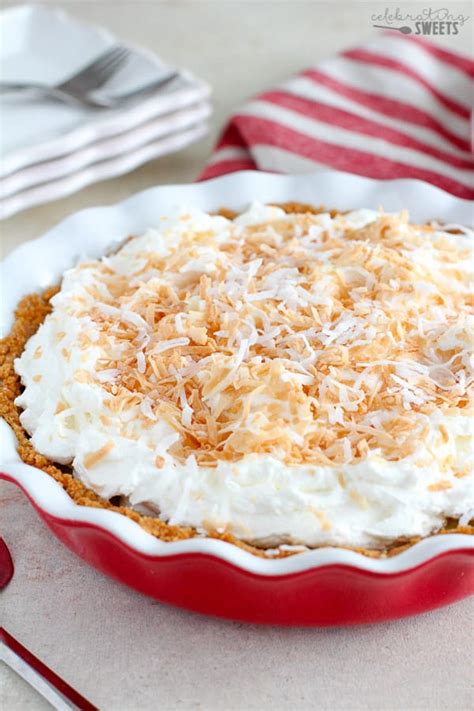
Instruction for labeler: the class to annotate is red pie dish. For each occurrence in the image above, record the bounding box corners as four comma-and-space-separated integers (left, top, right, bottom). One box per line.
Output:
1, 171, 473, 625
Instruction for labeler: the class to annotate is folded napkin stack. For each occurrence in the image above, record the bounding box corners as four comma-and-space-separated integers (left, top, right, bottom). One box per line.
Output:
0, 5, 211, 219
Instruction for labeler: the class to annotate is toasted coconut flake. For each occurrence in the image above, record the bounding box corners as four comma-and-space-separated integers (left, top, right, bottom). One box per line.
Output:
136, 351, 146, 374
428, 480, 453, 492
83, 441, 114, 468
313, 509, 332, 531
96, 369, 120, 383
153, 337, 190, 354
350, 490, 370, 509
140, 398, 157, 421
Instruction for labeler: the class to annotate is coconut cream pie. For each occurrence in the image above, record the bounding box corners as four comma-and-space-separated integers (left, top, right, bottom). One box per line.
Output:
2, 203, 473, 556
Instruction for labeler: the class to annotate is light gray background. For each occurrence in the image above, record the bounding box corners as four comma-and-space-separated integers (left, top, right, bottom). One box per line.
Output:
1, 2, 473, 709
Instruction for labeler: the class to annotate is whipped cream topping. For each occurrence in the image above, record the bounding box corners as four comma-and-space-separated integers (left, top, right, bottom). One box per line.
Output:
15, 204, 474, 548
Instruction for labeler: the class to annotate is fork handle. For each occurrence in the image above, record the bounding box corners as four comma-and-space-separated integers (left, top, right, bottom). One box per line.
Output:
0, 83, 92, 107
0, 82, 47, 92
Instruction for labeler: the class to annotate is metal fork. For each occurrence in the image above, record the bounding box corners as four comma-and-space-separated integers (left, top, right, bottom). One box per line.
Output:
0, 46, 131, 108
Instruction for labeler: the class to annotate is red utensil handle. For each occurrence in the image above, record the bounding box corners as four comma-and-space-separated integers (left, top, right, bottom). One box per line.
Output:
0, 627, 98, 710
0, 538, 14, 589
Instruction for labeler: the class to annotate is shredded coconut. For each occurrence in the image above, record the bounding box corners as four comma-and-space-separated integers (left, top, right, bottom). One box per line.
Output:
37, 208, 474, 468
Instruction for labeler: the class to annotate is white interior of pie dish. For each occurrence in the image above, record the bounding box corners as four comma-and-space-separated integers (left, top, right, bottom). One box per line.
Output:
1, 169, 473, 575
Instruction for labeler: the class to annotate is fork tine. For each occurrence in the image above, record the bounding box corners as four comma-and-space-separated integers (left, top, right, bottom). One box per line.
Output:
68, 47, 130, 91
58, 46, 130, 93
85, 47, 130, 79
62, 47, 122, 85
89, 48, 131, 86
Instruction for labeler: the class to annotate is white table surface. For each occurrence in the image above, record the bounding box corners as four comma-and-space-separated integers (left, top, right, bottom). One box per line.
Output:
1, 1, 473, 709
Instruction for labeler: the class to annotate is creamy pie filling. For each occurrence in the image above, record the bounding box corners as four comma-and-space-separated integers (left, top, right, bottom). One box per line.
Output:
14, 204, 474, 548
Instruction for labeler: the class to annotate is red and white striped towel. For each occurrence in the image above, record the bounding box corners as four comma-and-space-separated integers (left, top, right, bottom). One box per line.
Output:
200, 33, 474, 199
